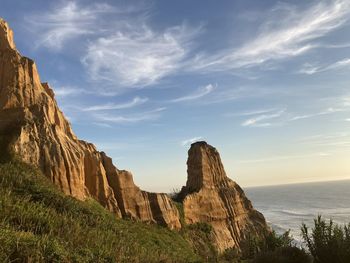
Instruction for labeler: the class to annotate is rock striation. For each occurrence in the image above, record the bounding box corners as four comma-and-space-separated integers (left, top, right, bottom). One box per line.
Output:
0, 18, 180, 229
178, 141, 269, 251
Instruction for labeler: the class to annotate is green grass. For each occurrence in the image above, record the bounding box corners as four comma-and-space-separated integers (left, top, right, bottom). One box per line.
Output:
0, 160, 205, 263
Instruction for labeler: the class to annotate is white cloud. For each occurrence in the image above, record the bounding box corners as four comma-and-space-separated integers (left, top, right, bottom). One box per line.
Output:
190, 0, 350, 72
82, 24, 200, 87
27, 2, 117, 50
241, 104, 350, 128
54, 86, 87, 97
92, 122, 113, 128
241, 109, 285, 127
82, 97, 148, 111
226, 108, 280, 117
290, 107, 347, 121
27, 0, 350, 89
28, 1, 201, 88
181, 137, 203, 146
299, 58, 350, 75
171, 84, 215, 102
93, 107, 166, 124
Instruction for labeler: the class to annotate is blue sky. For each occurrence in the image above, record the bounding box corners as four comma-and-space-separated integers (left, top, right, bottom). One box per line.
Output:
2, 0, 350, 191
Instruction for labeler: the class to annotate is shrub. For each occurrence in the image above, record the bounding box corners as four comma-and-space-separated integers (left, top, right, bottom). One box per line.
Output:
187, 222, 213, 235
252, 246, 311, 263
240, 230, 309, 262
301, 215, 350, 263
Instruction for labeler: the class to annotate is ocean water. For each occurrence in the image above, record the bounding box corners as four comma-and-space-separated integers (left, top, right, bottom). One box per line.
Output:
244, 180, 350, 243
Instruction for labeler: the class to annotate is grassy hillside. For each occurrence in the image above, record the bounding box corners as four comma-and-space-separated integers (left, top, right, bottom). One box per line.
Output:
0, 155, 316, 263
0, 160, 211, 263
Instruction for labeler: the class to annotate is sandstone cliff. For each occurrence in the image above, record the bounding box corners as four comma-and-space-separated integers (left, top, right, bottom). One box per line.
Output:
0, 18, 180, 229
177, 141, 269, 251
0, 18, 269, 251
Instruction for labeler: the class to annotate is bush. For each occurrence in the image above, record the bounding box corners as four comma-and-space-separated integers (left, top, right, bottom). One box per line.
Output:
187, 222, 213, 235
220, 247, 240, 262
238, 230, 310, 263
240, 230, 293, 259
252, 246, 311, 263
301, 215, 350, 263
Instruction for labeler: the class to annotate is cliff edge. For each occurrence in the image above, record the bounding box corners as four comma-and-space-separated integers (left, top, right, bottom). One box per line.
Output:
178, 141, 269, 251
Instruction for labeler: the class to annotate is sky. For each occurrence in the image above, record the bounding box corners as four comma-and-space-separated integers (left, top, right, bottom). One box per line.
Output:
1, 0, 350, 192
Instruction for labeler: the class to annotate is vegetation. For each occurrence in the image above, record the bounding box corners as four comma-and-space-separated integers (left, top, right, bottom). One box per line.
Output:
220, 217, 350, 263
302, 216, 350, 263
219, 230, 310, 263
252, 246, 311, 263
0, 160, 203, 263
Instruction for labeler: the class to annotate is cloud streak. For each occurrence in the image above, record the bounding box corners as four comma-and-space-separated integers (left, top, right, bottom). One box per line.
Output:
54, 86, 88, 97
299, 58, 350, 75
226, 108, 280, 117
82, 97, 148, 111
190, 0, 350, 72
181, 137, 203, 146
241, 106, 350, 128
241, 109, 285, 127
171, 84, 214, 102
82, 24, 200, 87
27, 1, 116, 50
93, 107, 166, 124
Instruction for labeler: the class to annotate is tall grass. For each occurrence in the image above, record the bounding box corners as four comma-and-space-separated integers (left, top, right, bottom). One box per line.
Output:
0, 160, 202, 263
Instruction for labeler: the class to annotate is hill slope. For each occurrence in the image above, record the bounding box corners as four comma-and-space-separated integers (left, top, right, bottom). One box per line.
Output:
0, 160, 209, 263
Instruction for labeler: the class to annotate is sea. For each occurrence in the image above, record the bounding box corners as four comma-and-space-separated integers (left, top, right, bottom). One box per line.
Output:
244, 180, 350, 244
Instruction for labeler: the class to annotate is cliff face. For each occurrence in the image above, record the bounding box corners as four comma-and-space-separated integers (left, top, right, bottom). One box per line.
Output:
179, 142, 269, 251
0, 18, 180, 229
0, 18, 268, 251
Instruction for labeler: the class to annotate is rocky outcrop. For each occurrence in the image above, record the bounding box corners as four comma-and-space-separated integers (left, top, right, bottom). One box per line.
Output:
101, 153, 181, 229
178, 141, 269, 251
0, 18, 180, 229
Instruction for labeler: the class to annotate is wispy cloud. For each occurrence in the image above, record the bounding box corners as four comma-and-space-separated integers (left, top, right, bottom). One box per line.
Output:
82, 24, 200, 87
226, 108, 280, 117
93, 107, 166, 124
241, 106, 350, 128
290, 107, 348, 121
299, 58, 350, 75
171, 84, 215, 102
27, 0, 350, 89
82, 97, 148, 111
241, 109, 285, 127
54, 86, 87, 97
189, 0, 350, 72
27, 1, 116, 50
181, 137, 203, 146
28, 1, 201, 88
92, 122, 113, 128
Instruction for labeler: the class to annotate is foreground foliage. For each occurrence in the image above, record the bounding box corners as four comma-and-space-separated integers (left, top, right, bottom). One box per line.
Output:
302, 216, 350, 263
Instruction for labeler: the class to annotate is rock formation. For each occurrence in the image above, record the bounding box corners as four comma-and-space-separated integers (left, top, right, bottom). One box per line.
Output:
178, 141, 269, 251
0, 18, 180, 229
0, 18, 268, 251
